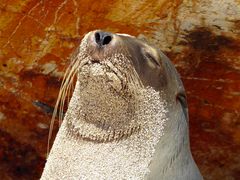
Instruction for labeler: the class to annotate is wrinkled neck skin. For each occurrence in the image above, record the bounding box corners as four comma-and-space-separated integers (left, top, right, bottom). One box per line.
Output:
41, 72, 169, 179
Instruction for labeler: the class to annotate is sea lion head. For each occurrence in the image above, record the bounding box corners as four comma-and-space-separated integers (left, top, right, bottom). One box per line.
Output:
50, 30, 182, 146
77, 30, 166, 92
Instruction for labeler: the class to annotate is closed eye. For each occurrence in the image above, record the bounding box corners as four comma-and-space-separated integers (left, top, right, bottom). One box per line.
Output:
145, 52, 160, 67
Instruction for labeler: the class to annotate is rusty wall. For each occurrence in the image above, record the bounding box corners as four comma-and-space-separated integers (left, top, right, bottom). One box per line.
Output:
0, 0, 239, 179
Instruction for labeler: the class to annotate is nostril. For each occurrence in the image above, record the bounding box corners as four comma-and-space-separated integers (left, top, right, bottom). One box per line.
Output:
94, 31, 112, 46
95, 32, 101, 44
102, 35, 112, 45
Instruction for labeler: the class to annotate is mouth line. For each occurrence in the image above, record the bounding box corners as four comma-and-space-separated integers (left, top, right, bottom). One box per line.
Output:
82, 59, 124, 80
79, 59, 127, 91
91, 59, 100, 64
104, 61, 126, 85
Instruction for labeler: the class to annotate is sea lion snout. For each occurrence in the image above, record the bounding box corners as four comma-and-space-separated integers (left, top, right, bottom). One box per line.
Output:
86, 30, 117, 61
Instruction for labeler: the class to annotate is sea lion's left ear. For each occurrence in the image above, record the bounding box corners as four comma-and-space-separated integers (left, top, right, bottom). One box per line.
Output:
176, 92, 189, 124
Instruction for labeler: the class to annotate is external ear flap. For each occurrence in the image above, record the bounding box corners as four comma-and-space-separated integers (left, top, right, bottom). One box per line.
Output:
33, 100, 54, 115
33, 100, 65, 117
137, 34, 149, 43
176, 92, 189, 124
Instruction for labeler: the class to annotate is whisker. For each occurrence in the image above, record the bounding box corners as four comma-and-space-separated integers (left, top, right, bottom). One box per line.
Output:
47, 55, 87, 156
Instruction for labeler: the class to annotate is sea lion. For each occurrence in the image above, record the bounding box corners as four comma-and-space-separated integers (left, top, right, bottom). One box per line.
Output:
40, 30, 202, 180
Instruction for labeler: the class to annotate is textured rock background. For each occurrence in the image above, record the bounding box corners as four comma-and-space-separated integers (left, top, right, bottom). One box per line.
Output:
0, 0, 239, 179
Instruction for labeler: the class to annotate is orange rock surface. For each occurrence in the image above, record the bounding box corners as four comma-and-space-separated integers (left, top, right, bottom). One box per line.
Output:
0, 0, 239, 179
